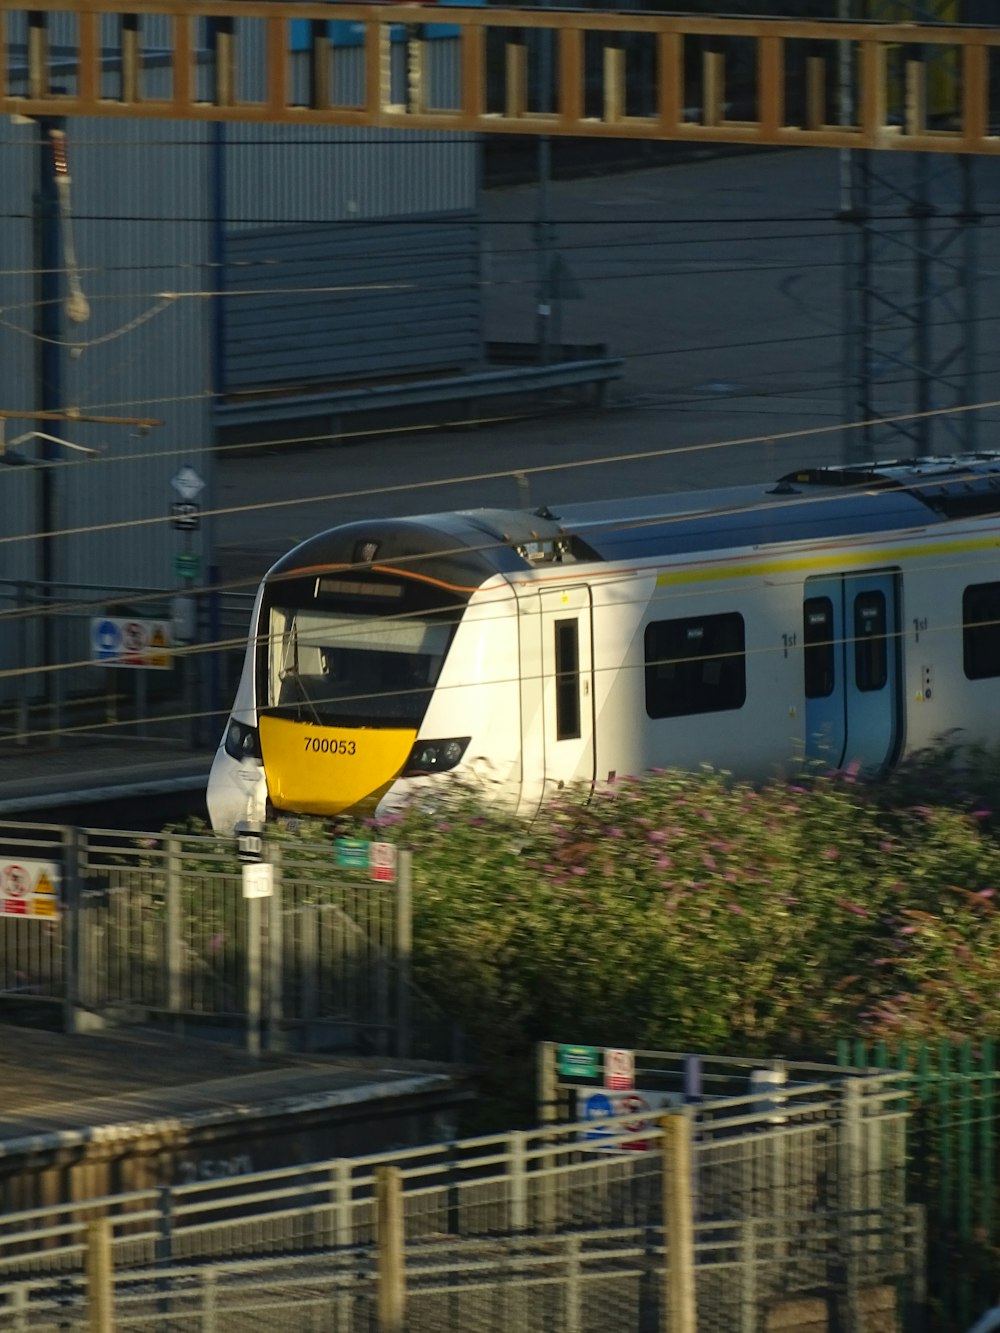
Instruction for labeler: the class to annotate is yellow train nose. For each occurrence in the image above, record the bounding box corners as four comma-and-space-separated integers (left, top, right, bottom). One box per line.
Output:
258, 715, 417, 816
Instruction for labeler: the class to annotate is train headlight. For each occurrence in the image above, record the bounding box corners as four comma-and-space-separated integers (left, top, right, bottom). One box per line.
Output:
224, 719, 261, 761
403, 737, 470, 775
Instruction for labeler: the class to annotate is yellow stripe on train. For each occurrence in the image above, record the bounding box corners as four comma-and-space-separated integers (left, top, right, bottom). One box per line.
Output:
259, 715, 416, 817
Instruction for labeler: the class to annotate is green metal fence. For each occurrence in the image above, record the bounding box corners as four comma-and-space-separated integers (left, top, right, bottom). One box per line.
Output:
837, 1036, 999, 1332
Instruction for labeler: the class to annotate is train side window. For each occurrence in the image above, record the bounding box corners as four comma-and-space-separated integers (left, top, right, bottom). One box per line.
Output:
963, 582, 1000, 679
554, 619, 581, 740
803, 597, 835, 698
854, 591, 887, 692
645, 613, 746, 719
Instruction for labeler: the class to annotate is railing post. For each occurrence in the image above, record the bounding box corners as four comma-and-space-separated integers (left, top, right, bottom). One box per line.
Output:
10, 1283, 28, 1333
85, 1218, 114, 1333
537, 1041, 558, 1126
266, 843, 284, 1053
333, 1159, 353, 1249
246, 890, 261, 1059
156, 1183, 174, 1268
166, 836, 183, 1030
536, 1043, 560, 1234
156, 1181, 175, 1321
660, 1111, 696, 1333
375, 1165, 406, 1333
565, 1232, 582, 1333
62, 826, 83, 1033
509, 1130, 527, 1232
838, 1079, 863, 1333
395, 850, 412, 1059
200, 1267, 218, 1333
739, 1218, 757, 1333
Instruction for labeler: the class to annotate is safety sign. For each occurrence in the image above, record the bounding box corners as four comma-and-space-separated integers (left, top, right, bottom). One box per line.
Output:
333, 839, 398, 882
90, 617, 173, 669
604, 1047, 636, 1090
0, 859, 61, 920
578, 1088, 680, 1152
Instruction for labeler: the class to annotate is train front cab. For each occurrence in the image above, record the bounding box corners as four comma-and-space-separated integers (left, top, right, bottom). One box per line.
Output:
208, 560, 477, 831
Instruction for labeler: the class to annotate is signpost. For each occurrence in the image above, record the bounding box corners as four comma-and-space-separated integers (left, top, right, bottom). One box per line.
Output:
169, 464, 204, 746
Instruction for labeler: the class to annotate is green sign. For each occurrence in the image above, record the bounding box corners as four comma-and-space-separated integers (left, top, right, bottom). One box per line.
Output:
173, 551, 201, 580
334, 837, 371, 869
556, 1044, 600, 1079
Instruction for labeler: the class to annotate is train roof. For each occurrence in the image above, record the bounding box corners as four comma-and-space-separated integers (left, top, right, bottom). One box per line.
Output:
268, 454, 1000, 581
547, 454, 1000, 561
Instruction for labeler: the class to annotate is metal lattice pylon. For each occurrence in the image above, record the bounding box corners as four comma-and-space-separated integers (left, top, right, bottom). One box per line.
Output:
841, 0, 981, 462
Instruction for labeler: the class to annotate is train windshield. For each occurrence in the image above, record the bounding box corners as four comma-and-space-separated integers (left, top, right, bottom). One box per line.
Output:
262, 598, 456, 728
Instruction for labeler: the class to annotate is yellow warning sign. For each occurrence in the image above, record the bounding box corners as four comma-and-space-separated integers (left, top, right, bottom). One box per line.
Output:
0, 858, 61, 920
150, 628, 166, 647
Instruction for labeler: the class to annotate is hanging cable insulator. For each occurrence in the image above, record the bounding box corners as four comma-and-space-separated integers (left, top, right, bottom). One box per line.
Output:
48, 128, 91, 325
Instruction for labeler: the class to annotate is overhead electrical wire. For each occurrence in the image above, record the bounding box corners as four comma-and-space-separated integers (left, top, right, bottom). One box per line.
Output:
5, 395, 1000, 550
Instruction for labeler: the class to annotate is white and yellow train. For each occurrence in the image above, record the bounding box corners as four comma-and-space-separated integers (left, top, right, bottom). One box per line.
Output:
207, 454, 1000, 833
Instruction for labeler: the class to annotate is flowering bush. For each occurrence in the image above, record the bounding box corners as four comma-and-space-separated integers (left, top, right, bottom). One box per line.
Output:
347, 748, 1000, 1102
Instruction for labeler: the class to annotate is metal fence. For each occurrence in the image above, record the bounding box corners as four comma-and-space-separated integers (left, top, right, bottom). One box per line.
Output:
840, 1037, 1000, 1332
0, 823, 426, 1058
0, 1073, 925, 1332
0, 578, 252, 747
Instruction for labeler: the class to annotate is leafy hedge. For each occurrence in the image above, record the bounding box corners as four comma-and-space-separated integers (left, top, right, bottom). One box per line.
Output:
332, 745, 1000, 1113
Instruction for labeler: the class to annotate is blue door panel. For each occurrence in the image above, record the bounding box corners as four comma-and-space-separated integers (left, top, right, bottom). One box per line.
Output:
804, 579, 846, 766
804, 571, 900, 772
843, 572, 899, 772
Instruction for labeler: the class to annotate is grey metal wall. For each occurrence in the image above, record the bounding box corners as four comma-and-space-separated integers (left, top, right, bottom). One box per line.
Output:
0, 22, 480, 710
220, 43, 481, 395
222, 214, 482, 392
0, 112, 214, 595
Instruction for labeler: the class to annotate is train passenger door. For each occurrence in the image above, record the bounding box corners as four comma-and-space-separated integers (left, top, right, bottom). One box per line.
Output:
540, 587, 596, 795
803, 571, 902, 771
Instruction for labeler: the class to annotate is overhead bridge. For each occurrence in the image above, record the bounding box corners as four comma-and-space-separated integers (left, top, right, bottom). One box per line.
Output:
3, 2, 1000, 154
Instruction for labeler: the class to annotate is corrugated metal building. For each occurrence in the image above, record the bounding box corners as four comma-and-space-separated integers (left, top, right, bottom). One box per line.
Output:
0, 18, 479, 722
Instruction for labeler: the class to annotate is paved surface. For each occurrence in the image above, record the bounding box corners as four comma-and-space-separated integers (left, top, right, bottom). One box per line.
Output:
0, 736, 213, 818
0, 1024, 454, 1145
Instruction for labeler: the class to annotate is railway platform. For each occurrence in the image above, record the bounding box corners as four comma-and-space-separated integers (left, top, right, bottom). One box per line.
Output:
0, 736, 214, 820
0, 1022, 470, 1211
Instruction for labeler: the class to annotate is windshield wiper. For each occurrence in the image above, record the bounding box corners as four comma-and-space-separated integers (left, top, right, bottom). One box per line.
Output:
279, 665, 323, 726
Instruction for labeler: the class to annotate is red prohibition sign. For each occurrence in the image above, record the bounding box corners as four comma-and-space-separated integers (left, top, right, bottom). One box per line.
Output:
122, 621, 147, 653
2, 865, 30, 897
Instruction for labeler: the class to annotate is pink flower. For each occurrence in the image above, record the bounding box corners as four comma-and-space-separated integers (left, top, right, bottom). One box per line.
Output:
727, 902, 745, 915
837, 899, 869, 917
821, 848, 839, 861
648, 830, 667, 843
